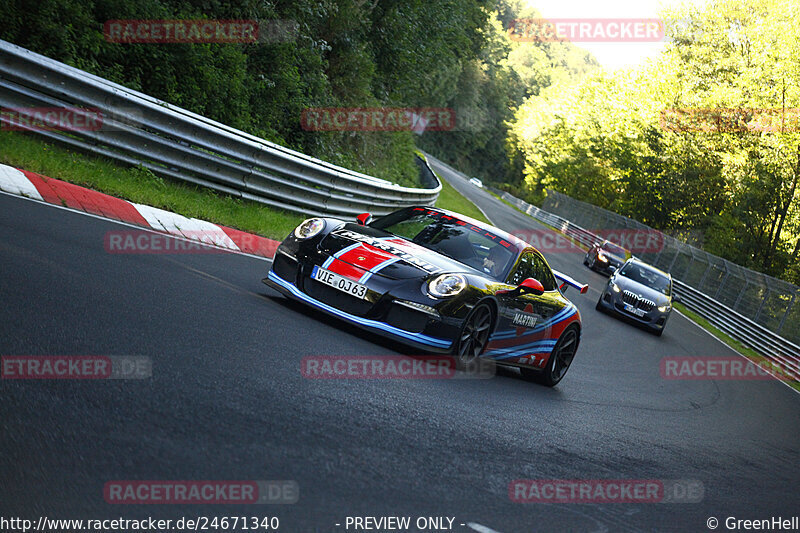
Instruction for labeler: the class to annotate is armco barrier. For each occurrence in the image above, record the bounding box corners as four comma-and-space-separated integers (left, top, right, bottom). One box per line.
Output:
0, 40, 440, 217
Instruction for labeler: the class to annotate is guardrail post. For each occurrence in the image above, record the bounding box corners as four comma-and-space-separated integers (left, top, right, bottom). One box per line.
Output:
754, 288, 769, 323
733, 280, 750, 311
714, 269, 730, 300
777, 293, 795, 335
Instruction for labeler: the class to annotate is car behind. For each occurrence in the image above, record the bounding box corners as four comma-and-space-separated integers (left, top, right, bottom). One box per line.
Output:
595, 258, 679, 336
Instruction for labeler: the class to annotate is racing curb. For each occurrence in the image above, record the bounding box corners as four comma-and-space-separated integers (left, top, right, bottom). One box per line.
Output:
0, 164, 280, 258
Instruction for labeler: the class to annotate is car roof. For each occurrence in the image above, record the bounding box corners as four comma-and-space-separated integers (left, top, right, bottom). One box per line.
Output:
602, 240, 629, 252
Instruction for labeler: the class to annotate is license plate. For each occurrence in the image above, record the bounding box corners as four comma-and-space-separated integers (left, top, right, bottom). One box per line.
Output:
624, 303, 646, 317
312, 266, 369, 300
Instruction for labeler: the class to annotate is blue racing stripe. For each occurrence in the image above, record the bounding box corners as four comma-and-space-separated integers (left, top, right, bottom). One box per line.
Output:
358, 257, 400, 284
484, 339, 558, 360
268, 271, 452, 349
322, 242, 362, 269
490, 306, 576, 340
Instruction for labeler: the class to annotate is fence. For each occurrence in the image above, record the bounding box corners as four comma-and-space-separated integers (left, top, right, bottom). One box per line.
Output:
0, 39, 440, 218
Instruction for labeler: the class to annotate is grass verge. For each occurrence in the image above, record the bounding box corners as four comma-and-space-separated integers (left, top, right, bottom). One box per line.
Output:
434, 173, 490, 224
0, 131, 310, 240
0, 131, 490, 240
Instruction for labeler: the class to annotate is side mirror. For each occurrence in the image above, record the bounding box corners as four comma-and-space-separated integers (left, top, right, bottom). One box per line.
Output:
518, 278, 545, 295
672, 293, 682, 304
356, 213, 373, 226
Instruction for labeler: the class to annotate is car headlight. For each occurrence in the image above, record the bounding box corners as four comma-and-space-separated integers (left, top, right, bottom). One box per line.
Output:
294, 218, 325, 239
428, 273, 467, 298
658, 304, 671, 313
611, 282, 621, 293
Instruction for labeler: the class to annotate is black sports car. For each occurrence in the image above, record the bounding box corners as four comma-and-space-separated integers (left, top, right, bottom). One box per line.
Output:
584, 240, 631, 276
596, 258, 680, 336
263, 206, 588, 386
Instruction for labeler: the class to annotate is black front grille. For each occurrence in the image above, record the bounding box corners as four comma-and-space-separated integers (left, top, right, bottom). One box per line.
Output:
622, 290, 655, 312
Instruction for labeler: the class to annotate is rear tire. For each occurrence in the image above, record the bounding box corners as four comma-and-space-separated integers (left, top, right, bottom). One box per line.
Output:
521, 324, 580, 387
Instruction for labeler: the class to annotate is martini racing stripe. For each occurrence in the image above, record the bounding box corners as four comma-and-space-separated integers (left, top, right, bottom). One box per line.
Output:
490, 306, 577, 341
484, 339, 558, 361
324, 241, 405, 282
268, 271, 452, 349
322, 242, 361, 268
359, 257, 400, 284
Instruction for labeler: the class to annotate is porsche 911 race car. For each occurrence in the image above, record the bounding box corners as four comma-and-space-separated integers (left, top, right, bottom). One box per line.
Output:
263, 206, 588, 386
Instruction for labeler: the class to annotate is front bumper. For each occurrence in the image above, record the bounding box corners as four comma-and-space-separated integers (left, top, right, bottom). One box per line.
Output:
598, 290, 670, 330
264, 250, 459, 353
591, 258, 622, 276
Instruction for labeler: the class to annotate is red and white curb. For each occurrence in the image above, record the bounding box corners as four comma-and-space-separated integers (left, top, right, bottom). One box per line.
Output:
0, 164, 280, 258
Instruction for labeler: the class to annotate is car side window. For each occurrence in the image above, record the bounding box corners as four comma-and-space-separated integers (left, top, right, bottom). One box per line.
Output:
529, 252, 557, 291
508, 253, 535, 286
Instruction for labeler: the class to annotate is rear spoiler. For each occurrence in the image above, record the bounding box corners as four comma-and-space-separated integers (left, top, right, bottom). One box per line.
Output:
553, 270, 588, 294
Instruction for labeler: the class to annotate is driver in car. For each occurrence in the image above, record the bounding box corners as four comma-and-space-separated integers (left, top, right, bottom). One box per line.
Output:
483, 245, 508, 278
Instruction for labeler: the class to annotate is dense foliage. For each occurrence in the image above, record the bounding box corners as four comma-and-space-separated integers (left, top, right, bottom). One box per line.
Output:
0, 0, 494, 187
508, 0, 800, 283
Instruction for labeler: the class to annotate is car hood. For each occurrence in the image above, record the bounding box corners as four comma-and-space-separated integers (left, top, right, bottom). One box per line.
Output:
319, 224, 483, 280
613, 276, 670, 306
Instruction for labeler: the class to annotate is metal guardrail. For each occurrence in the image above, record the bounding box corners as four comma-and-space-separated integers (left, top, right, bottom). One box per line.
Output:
491, 188, 800, 381
0, 40, 440, 218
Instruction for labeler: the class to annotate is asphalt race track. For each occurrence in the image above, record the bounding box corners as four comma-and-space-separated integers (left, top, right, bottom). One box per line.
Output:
1, 167, 799, 532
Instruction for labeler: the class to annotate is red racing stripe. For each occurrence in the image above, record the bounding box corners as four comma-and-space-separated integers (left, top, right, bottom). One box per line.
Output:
336, 243, 395, 271
486, 312, 579, 350
326, 258, 368, 281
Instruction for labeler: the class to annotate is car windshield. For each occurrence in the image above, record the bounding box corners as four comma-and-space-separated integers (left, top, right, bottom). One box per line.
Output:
602, 242, 627, 257
619, 263, 671, 295
371, 209, 516, 279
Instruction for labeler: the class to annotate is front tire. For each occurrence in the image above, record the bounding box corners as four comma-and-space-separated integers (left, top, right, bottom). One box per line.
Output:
521, 324, 580, 387
453, 302, 494, 371
596, 296, 605, 312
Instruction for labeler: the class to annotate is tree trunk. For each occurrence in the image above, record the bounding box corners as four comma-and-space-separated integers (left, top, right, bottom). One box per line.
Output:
763, 145, 800, 270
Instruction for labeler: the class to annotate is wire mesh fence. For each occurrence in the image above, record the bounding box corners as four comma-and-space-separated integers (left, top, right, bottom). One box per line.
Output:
543, 189, 800, 344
